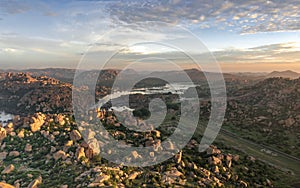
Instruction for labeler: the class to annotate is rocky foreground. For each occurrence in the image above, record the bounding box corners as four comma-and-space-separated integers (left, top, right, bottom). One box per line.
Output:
0, 111, 291, 188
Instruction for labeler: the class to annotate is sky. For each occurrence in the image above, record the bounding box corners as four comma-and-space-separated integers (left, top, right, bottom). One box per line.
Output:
0, 0, 300, 72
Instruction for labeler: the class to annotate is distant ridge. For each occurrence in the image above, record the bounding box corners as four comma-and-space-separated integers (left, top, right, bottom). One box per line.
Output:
266, 70, 300, 79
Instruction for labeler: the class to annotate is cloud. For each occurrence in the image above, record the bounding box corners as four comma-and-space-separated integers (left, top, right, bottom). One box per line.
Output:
105, 0, 300, 34
213, 42, 300, 64
0, 0, 58, 18
0, 0, 31, 14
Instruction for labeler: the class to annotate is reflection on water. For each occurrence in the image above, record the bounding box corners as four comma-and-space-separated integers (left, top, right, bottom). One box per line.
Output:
96, 82, 199, 111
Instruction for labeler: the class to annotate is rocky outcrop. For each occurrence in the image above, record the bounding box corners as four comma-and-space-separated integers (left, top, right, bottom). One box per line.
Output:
30, 113, 46, 132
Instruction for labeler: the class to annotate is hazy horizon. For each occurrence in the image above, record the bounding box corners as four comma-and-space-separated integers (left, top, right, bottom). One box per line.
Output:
1, 66, 300, 74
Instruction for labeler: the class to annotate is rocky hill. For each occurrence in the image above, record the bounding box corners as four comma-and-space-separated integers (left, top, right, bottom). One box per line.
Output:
226, 77, 300, 157
0, 73, 73, 115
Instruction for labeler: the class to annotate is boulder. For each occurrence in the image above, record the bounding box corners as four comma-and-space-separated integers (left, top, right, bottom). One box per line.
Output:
0, 128, 7, 141
30, 113, 46, 132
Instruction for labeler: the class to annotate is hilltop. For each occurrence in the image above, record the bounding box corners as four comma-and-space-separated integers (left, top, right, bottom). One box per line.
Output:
266, 70, 300, 79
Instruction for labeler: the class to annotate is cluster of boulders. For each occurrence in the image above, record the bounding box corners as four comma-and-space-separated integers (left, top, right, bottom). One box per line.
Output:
0, 109, 266, 188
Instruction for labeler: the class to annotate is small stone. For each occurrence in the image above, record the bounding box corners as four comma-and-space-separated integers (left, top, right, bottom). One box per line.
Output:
128, 172, 141, 180
18, 129, 25, 138
9, 151, 20, 157
175, 151, 182, 164
0, 152, 8, 160
131, 151, 142, 159
239, 180, 248, 187
149, 152, 155, 158
53, 150, 68, 161
70, 130, 82, 142
213, 166, 219, 173
25, 143, 32, 152
2, 164, 15, 174
27, 176, 42, 188
95, 174, 110, 183
65, 140, 73, 147
164, 141, 175, 150
76, 147, 86, 161
50, 146, 56, 153
55, 114, 66, 126
9, 132, 16, 137
206, 145, 221, 155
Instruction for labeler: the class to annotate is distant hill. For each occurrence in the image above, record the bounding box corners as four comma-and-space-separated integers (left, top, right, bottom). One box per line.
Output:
266, 70, 300, 79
